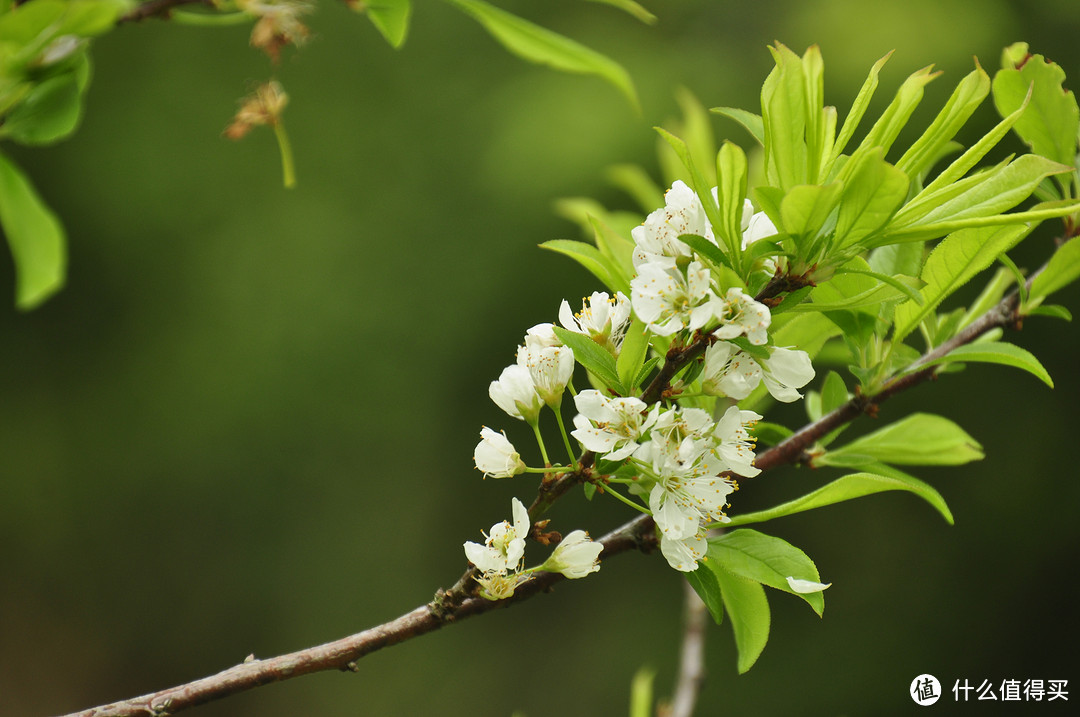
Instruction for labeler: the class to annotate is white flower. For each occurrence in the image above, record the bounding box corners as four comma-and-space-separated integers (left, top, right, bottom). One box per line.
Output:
761, 346, 815, 402
541, 529, 603, 578
786, 576, 832, 593
710, 287, 772, 345
473, 427, 526, 479
701, 342, 814, 403
570, 390, 657, 461
475, 571, 528, 601
489, 364, 544, 424
463, 497, 531, 575
659, 528, 708, 572
522, 322, 562, 350
559, 291, 632, 352
631, 180, 713, 268
516, 343, 575, 408
742, 206, 778, 249
708, 405, 762, 478
646, 436, 736, 539
631, 260, 715, 336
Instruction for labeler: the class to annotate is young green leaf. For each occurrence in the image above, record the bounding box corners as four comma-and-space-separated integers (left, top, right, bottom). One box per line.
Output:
711, 106, 765, 147
831, 51, 892, 164
857, 65, 939, 157
715, 141, 749, 260
993, 46, 1080, 169
0, 151, 67, 309
616, 318, 649, 391
540, 239, 624, 295
0, 69, 85, 146
552, 326, 624, 394
685, 563, 725, 626
359, 0, 411, 48
725, 470, 954, 527
1030, 236, 1080, 301
895, 65, 990, 180
584, 0, 657, 25
706, 530, 826, 616
820, 412, 984, 467
761, 43, 809, 191
832, 147, 910, 250
917, 341, 1054, 388
445, 0, 639, 110
605, 163, 665, 214
893, 223, 1030, 343
713, 567, 771, 673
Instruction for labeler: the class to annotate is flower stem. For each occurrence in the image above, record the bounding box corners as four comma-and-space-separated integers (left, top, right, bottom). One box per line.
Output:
601, 483, 652, 515
273, 122, 296, 189
524, 466, 572, 474
552, 408, 578, 467
530, 421, 551, 466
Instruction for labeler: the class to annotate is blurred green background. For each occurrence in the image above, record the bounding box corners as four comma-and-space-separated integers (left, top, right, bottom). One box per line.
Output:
2, 1, 1079, 715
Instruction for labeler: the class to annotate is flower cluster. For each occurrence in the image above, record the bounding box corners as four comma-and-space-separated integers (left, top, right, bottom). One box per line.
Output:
463, 498, 603, 600
465, 179, 817, 589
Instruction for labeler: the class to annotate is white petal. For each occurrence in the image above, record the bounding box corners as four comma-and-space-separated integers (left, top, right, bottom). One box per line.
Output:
786, 576, 832, 593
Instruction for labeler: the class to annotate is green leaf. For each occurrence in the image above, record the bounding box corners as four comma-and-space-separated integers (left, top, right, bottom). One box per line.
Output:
799, 258, 921, 313
821, 413, 984, 467
831, 51, 892, 163
553, 326, 624, 393
680, 233, 731, 272
832, 148, 910, 250
685, 562, 725, 626
616, 318, 649, 390
713, 566, 770, 673
629, 666, 657, 717
711, 106, 764, 146
830, 266, 925, 305
820, 371, 848, 414
360, 0, 411, 48
0, 151, 67, 309
707, 530, 826, 616
993, 47, 1080, 168
725, 470, 954, 527
761, 43, 809, 191
584, 0, 657, 25
715, 141, 749, 261
1027, 304, 1072, 321
633, 356, 662, 390
445, 0, 638, 110
587, 216, 633, 294
655, 127, 722, 231
918, 341, 1054, 388
885, 155, 1075, 243
540, 239, 621, 294
0, 66, 84, 145
1030, 235, 1080, 301
895, 65, 990, 180
605, 163, 664, 214
857, 65, 940, 156
778, 182, 843, 245
893, 224, 1030, 343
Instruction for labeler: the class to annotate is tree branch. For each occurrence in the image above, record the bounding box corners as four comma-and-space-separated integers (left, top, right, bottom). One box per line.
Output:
659, 582, 709, 717
56, 259, 1041, 717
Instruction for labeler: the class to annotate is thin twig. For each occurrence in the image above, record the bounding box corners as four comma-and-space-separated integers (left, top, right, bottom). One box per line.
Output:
660, 582, 710, 717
